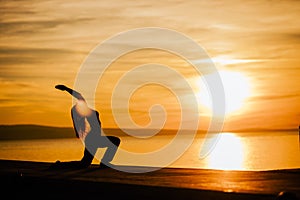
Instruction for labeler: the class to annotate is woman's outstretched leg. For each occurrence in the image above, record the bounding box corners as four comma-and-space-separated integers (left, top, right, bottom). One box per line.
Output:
49, 149, 92, 170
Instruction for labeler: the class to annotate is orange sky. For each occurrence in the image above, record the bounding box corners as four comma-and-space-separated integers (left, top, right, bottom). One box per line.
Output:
1, 0, 300, 131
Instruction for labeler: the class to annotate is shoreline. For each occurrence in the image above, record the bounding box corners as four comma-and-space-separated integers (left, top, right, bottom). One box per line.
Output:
1, 159, 299, 199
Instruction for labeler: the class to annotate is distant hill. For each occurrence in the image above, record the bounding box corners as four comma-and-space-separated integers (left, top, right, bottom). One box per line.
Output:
1, 124, 297, 140
0, 125, 197, 140
0, 125, 76, 140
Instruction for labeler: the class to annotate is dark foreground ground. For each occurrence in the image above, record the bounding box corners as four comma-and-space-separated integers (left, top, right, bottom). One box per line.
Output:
0, 159, 299, 200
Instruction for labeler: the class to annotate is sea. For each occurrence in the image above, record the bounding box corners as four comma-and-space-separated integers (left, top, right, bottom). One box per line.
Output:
0, 130, 299, 171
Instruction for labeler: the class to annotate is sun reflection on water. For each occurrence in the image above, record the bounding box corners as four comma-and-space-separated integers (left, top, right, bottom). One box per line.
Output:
207, 133, 244, 170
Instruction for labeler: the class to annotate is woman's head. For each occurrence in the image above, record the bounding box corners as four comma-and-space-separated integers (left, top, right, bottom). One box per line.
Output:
72, 100, 92, 117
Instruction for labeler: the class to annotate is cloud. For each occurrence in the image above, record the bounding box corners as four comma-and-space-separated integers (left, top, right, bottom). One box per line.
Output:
250, 94, 300, 101
282, 32, 300, 43
0, 17, 95, 36
0, 46, 81, 65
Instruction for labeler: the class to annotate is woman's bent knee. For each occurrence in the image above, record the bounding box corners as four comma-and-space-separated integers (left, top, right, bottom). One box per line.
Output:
108, 136, 121, 146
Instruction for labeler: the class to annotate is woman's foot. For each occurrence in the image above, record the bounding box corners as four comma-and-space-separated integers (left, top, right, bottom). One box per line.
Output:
49, 160, 90, 170
99, 162, 113, 169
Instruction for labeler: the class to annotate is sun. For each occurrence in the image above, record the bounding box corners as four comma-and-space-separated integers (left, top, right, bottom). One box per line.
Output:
196, 70, 251, 115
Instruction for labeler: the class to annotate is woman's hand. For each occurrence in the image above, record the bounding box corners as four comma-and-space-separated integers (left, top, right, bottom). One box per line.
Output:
55, 84, 84, 100
55, 84, 68, 91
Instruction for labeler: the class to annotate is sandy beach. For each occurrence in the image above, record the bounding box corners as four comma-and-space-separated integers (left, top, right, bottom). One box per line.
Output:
1, 159, 299, 199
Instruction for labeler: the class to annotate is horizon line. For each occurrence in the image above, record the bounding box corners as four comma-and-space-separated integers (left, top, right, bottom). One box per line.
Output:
0, 123, 298, 133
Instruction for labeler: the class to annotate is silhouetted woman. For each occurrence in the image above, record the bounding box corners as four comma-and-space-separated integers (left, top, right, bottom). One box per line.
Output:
51, 84, 121, 169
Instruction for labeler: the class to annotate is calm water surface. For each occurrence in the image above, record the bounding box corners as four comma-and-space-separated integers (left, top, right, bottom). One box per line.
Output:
0, 131, 299, 171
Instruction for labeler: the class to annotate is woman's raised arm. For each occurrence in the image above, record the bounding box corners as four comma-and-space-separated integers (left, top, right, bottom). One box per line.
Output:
55, 84, 85, 101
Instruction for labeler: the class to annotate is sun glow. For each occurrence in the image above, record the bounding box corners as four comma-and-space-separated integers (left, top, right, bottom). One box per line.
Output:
211, 56, 260, 66
207, 133, 244, 170
197, 70, 251, 115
